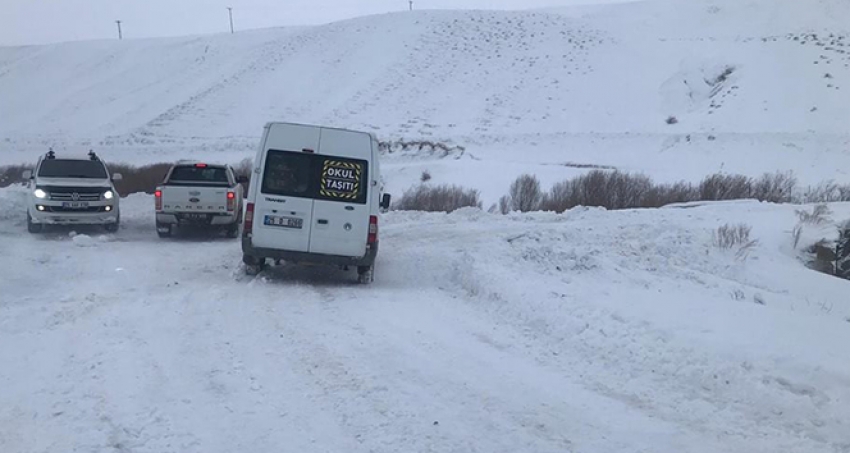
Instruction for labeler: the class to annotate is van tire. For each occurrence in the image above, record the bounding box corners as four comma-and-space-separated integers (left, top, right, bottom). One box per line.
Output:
357, 265, 374, 284
156, 222, 172, 238
27, 214, 43, 234
244, 255, 266, 276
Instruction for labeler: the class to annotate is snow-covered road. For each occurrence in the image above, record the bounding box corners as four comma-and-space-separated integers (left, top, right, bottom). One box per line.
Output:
2, 188, 850, 453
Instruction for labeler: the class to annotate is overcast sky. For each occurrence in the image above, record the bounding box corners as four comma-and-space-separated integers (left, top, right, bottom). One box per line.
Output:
2, 0, 621, 46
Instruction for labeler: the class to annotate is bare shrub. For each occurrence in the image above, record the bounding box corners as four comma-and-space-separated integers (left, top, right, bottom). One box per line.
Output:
795, 204, 832, 225
0, 164, 33, 188
699, 173, 753, 201
108, 163, 172, 196
800, 181, 850, 203
666, 116, 679, 125
713, 223, 758, 252
421, 170, 432, 182
393, 184, 481, 212
498, 195, 512, 214
539, 170, 695, 213
507, 174, 543, 212
233, 158, 253, 180
540, 179, 576, 213
232, 158, 253, 195
752, 171, 797, 203
642, 181, 699, 207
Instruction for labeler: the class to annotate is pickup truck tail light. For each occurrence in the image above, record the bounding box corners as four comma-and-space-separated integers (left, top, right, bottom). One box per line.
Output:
244, 203, 255, 236
227, 192, 236, 211
368, 215, 378, 244
154, 189, 162, 211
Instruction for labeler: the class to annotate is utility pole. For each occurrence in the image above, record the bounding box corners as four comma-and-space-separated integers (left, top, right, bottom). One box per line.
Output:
227, 7, 234, 34
115, 20, 123, 40
409, 1, 414, 11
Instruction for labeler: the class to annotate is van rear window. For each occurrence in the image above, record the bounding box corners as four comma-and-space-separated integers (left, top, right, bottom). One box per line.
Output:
261, 150, 368, 204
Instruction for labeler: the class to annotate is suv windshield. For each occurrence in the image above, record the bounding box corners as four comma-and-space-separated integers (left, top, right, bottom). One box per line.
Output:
38, 159, 108, 179
167, 165, 230, 186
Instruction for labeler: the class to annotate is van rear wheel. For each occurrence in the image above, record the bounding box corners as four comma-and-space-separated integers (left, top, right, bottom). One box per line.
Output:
357, 265, 374, 284
244, 255, 266, 276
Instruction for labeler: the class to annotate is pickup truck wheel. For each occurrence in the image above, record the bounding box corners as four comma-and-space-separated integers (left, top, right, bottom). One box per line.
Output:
226, 222, 239, 239
357, 265, 374, 284
27, 214, 43, 234
156, 222, 172, 238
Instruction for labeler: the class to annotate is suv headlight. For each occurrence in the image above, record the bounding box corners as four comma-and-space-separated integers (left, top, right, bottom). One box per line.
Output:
104, 190, 115, 200
34, 188, 47, 199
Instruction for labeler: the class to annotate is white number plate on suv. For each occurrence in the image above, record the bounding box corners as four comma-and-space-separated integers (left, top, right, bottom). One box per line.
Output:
62, 202, 90, 209
264, 215, 303, 229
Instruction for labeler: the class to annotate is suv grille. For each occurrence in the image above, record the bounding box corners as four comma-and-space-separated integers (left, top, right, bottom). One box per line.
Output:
46, 186, 107, 202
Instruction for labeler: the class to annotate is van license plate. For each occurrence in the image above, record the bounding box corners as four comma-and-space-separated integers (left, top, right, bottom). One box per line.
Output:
62, 202, 89, 209
265, 215, 303, 229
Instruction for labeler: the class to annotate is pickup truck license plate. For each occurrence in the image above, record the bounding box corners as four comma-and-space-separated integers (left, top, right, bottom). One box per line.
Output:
62, 202, 89, 209
264, 215, 303, 229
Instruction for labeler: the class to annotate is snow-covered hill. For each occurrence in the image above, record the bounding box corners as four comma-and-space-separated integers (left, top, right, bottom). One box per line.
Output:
1, 0, 849, 199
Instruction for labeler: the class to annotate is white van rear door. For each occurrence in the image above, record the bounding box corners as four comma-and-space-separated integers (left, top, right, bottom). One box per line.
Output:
251, 125, 320, 253
308, 128, 371, 258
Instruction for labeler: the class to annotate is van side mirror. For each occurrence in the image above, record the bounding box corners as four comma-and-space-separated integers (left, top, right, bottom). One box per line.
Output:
22, 170, 32, 179
380, 193, 391, 210
112, 173, 123, 181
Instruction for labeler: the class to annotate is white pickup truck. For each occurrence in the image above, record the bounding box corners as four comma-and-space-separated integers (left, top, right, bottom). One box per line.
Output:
154, 162, 247, 238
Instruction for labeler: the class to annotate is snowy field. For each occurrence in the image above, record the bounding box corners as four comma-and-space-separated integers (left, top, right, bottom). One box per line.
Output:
3, 0, 850, 451
1, 186, 850, 452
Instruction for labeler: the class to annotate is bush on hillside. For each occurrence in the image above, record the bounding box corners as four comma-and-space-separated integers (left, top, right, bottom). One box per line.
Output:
0, 164, 33, 188
699, 173, 753, 201
501, 174, 543, 213
108, 163, 173, 196
752, 171, 797, 203
393, 184, 482, 212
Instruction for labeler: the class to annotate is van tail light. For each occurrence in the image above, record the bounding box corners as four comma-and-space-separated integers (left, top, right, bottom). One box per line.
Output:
244, 203, 255, 236
226, 191, 236, 211
368, 215, 378, 244
154, 189, 162, 211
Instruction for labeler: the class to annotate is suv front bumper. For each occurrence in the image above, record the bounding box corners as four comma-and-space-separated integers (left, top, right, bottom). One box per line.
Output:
30, 202, 119, 225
